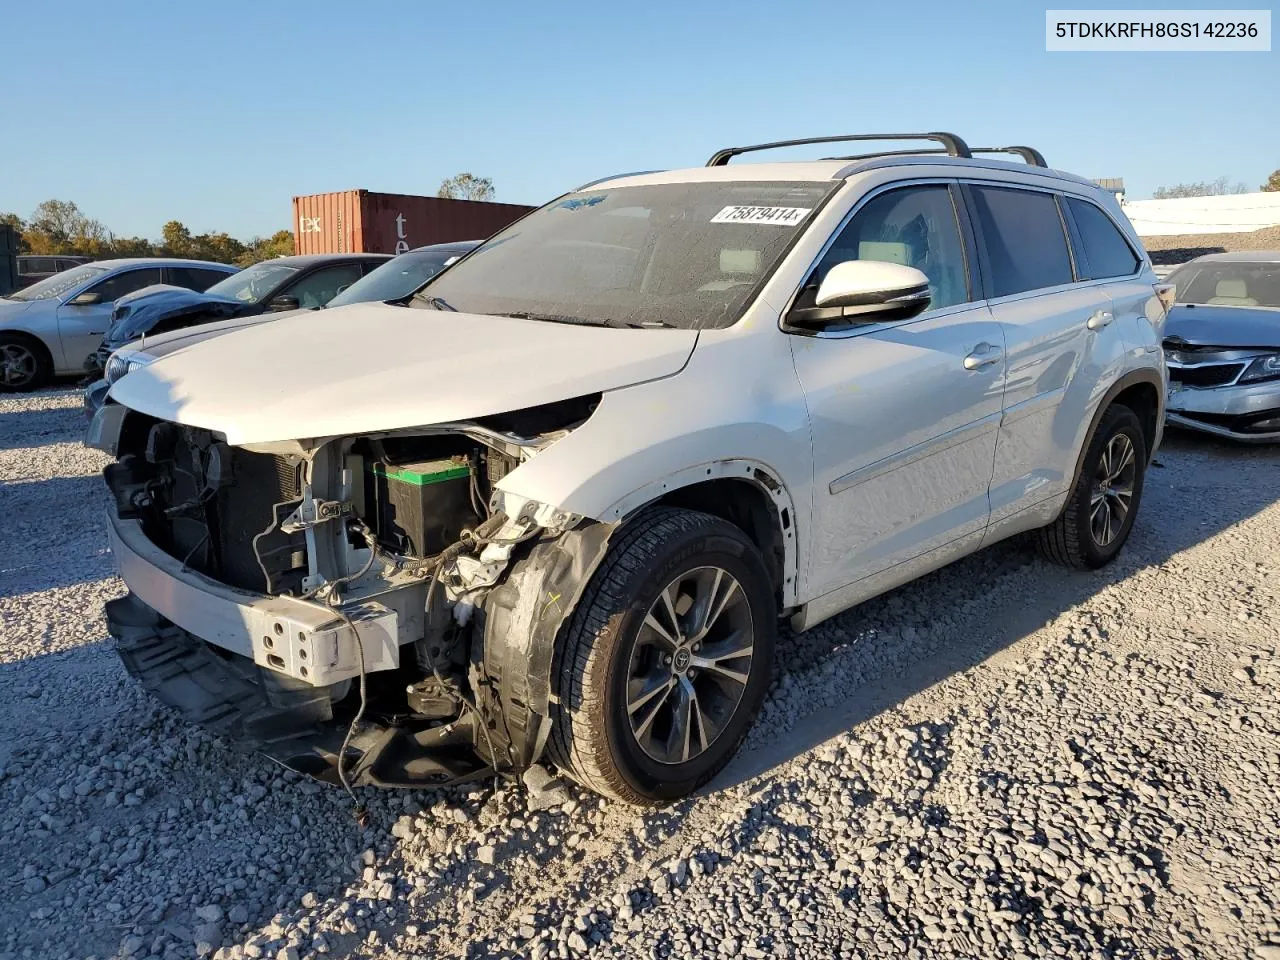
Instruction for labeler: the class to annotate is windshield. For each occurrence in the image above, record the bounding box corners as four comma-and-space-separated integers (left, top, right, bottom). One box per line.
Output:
327, 249, 466, 307
415, 181, 836, 329
1167, 260, 1280, 309
204, 261, 298, 304
7, 264, 107, 301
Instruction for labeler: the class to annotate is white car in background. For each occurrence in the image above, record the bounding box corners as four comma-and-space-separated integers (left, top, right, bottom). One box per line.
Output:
89, 133, 1166, 805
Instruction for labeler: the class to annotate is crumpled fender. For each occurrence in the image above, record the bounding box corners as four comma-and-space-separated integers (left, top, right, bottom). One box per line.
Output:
477, 520, 616, 769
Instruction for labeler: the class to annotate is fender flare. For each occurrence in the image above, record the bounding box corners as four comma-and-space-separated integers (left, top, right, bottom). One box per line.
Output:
602, 458, 800, 609
1068, 367, 1164, 491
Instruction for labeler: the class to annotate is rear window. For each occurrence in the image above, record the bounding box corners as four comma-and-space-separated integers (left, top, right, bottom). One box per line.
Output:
969, 186, 1074, 298
1067, 198, 1140, 279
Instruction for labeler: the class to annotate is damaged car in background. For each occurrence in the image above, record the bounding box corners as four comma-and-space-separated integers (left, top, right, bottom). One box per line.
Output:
88, 132, 1167, 805
1162, 252, 1280, 442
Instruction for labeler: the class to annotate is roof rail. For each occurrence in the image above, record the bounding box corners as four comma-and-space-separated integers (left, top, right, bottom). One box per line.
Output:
824, 145, 1048, 168
706, 132, 971, 167
971, 145, 1047, 167
574, 170, 664, 191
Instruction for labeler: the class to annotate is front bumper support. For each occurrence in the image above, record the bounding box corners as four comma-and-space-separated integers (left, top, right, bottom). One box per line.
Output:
106, 510, 399, 686
106, 592, 489, 787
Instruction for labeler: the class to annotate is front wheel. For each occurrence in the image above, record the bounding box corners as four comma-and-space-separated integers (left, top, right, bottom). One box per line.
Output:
548, 507, 776, 804
1037, 403, 1147, 568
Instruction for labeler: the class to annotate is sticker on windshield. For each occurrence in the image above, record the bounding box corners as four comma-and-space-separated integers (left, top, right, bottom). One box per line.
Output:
710, 205, 811, 226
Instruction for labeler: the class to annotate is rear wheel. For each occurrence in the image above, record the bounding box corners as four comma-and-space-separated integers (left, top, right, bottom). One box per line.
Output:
1037, 403, 1146, 568
0, 334, 52, 391
549, 507, 776, 804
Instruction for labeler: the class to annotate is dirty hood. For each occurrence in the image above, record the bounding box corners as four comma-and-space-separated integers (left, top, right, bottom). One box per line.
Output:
108, 302, 698, 445
1163, 304, 1280, 350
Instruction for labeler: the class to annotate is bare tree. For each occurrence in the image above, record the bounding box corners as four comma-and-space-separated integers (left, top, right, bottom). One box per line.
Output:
437, 173, 496, 202
1152, 176, 1250, 199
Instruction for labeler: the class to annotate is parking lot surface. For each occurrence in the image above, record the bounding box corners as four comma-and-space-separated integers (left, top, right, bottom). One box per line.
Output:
2, 388, 1278, 960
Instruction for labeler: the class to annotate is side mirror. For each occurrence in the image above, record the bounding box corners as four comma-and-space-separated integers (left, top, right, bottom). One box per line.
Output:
68, 291, 102, 306
267, 295, 300, 312
790, 260, 932, 330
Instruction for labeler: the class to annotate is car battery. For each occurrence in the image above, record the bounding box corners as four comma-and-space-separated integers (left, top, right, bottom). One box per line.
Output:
366, 456, 477, 558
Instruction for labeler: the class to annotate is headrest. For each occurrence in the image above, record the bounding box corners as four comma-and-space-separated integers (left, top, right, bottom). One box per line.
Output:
1215, 279, 1248, 298
720, 249, 760, 274
858, 241, 910, 265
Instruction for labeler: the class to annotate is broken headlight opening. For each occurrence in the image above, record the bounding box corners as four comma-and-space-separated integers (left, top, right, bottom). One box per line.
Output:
101, 396, 599, 793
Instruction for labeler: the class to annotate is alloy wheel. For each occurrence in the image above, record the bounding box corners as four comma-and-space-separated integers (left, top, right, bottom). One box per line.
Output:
1, 343, 37, 388
1090, 432, 1136, 547
625, 566, 755, 765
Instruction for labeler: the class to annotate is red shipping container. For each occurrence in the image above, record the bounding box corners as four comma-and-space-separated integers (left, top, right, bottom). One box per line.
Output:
292, 190, 535, 255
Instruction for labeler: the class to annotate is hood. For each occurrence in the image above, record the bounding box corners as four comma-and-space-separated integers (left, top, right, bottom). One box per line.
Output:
0, 298, 35, 316
109, 285, 244, 343
1164, 304, 1280, 350
109, 303, 698, 446
117, 312, 288, 363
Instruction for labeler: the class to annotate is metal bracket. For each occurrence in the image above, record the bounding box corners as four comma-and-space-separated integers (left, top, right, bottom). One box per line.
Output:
281, 498, 351, 534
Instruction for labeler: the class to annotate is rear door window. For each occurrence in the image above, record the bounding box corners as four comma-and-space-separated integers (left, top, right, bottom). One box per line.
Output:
284, 263, 365, 308
1065, 198, 1141, 279
88, 267, 164, 302
968, 186, 1074, 297
167, 266, 232, 291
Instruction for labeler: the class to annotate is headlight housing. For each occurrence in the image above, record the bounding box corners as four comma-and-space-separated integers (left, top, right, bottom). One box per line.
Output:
1239, 354, 1280, 384
104, 352, 147, 385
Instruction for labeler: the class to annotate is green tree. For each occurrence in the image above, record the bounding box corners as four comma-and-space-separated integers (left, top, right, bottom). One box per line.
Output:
1262, 169, 1280, 192
107, 235, 159, 258
437, 173, 495, 201
238, 230, 294, 266
161, 220, 195, 257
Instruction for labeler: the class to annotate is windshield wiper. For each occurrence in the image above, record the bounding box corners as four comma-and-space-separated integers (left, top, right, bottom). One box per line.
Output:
500, 311, 611, 326
412, 292, 458, 311
500, 312, 676, 329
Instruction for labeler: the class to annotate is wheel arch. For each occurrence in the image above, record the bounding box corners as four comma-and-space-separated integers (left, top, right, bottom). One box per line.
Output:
609, 460, 799, 610
1069, 368, 1163, 491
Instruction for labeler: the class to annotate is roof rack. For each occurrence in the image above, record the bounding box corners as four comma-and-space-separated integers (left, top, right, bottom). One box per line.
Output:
706, 132, 972, 167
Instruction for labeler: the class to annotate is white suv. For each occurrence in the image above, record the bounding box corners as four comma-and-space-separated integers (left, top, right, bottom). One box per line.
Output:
89, 133, 1167, 804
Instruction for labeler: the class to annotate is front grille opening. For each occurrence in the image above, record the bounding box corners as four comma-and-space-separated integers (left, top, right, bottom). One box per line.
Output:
140, 424, 308, 594
1168, 363, 1244, 388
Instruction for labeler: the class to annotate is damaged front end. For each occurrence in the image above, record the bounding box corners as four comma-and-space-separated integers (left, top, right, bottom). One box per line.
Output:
91, 395, 613, 787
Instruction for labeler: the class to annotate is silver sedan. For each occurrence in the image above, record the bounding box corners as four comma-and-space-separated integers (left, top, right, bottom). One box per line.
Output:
0, 258, 235, 390
1163, 252, 1280, 442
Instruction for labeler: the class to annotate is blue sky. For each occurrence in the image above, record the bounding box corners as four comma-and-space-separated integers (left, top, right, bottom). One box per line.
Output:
1, 0, 1275, 240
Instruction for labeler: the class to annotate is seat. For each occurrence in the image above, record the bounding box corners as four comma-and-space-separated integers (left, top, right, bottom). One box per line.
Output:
1207, 279, 1258, 306
698, 249, 760, 292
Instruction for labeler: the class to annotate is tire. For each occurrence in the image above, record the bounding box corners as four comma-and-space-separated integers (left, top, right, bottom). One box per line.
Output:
549, 507, 776, 804
0, 333, 52, 392
1037, 403, 1146, 569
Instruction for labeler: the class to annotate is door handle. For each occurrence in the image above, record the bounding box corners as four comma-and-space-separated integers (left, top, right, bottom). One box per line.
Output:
1086, 310, 1114, 331
963, 343, 1003, 371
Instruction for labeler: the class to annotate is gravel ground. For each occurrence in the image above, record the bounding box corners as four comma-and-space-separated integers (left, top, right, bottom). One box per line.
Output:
2, 387, 1278, 960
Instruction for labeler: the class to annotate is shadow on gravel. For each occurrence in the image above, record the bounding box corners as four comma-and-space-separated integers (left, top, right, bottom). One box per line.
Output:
0, 475, 113, 598
0, 404, 85, 452
711, 434, 1280, 794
